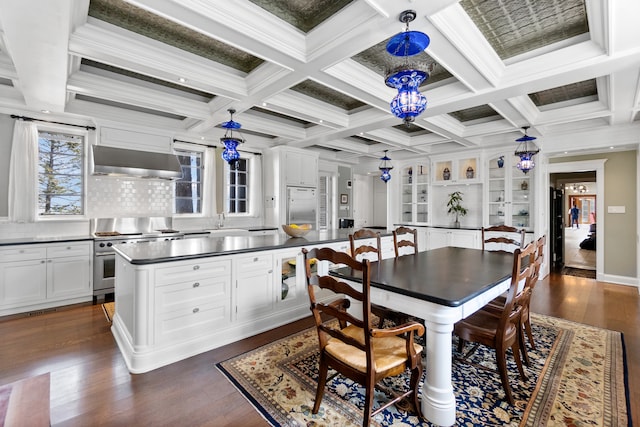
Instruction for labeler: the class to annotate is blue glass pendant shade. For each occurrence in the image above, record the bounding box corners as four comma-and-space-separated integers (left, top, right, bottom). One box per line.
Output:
379, 151, 393, 183
219, 111, 244, 166
514, 130, 539, 174
386, 30, 430, 56
380, 169, 391, 182
386, 69, 428, 123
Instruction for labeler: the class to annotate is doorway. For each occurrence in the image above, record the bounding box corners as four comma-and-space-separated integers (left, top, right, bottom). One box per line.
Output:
548, 168, 600, 277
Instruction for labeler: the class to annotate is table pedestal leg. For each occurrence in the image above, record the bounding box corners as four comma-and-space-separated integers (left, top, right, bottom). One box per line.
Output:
422, 319, 456, 426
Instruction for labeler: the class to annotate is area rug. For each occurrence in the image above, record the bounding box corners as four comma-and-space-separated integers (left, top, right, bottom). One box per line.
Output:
562, 267, 597, 279
217, 314, 630, 426
102, 302, 115, 323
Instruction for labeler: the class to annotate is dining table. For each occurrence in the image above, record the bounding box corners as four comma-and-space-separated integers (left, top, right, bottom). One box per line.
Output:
329, 246, 516, 426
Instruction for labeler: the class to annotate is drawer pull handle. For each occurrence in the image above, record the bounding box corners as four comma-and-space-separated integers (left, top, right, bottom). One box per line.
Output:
67, 246, 72, 250
193, 308, 199, 314
19, 249, 25, 253
253, 257, 258, 262
41, 260, 46, 264
193, 282, 200, 288
193, 265, 200, 270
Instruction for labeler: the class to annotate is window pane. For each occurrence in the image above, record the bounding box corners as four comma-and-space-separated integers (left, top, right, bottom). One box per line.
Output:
226, 158, 249, 214
174, 150, 203, 214
37, 131, 84, 216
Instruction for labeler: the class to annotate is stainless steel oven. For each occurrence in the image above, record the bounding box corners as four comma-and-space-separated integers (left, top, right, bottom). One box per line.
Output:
93, 240, 117, 297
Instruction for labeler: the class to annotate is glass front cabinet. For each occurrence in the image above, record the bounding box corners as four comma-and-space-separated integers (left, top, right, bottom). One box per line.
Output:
486, 153, 533, 230
400, 162, 429, 224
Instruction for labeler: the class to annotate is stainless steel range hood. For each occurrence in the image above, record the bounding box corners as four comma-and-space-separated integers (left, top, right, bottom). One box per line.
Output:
91, 145, 183, 179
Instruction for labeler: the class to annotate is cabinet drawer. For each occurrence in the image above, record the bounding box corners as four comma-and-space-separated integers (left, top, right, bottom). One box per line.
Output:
46, 242, 91, 259
0, 246, 46, 262
235, 254, 272, 276
155, 277, 230, 314
155, 259, 231, 286
155, 301, 229, 344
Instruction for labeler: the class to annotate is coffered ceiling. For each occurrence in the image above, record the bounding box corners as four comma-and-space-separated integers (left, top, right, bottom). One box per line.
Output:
0, 0, 639, 169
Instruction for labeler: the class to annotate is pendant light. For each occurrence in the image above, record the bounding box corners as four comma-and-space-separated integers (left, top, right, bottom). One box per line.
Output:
514, 126, 540, 174
379, 150, 393, 183
385, 10, 431, 125
219, 108, 244, 168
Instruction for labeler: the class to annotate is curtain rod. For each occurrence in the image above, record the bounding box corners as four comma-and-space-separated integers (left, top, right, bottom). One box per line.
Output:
11, 114, 96, 131
173, 138, 262, 155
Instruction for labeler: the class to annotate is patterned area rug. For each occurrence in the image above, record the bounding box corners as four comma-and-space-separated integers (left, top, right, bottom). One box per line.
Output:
102, 302, 115, 323
562, 267, 597, 279
217, 314, 630, 426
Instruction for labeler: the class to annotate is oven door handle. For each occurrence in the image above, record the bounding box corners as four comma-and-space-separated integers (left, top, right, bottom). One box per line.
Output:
95, 252, 115, 257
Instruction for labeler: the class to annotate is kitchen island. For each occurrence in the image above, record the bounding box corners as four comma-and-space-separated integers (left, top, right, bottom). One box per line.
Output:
111, 230, 393, 373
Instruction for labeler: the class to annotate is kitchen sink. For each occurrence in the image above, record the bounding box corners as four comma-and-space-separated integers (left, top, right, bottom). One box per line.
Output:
205, 228, 250, 236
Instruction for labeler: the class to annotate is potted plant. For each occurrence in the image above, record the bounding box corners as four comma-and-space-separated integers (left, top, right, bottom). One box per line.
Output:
446, 191, 468, 228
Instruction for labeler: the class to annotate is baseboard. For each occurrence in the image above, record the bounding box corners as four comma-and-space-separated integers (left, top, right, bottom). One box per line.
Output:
598, 273, 638, 289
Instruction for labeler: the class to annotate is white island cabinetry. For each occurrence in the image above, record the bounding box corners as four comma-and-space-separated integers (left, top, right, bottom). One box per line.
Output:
112, 246, 324, 374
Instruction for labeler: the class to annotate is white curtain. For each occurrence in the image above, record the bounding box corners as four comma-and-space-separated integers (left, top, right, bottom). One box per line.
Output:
249, 154, 263, 218
8, 120, 38, 222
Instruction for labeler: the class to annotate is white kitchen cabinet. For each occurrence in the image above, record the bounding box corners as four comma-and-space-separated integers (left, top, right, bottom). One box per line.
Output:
234, 253, 274, 321
285, 151, 318, 187
0, 242, 92, 315
486, 153, 534, 230
400, 162, 429, 225
432, 156, 480, 185
154, 258, 231, 345
46, 244, 92, 301
426, 228, 480, 250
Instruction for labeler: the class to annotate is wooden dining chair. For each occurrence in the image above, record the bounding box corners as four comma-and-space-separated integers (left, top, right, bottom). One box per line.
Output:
349, 229, 407, 327
392, 226, 418, 258
483, 235, 546, 361
302, 247, 425, 426
453, 241, 536, 405
349, 228, 382, 262
482, 225, 525, 253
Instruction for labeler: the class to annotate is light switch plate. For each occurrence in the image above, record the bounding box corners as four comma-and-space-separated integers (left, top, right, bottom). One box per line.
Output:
607, 205, 625, 214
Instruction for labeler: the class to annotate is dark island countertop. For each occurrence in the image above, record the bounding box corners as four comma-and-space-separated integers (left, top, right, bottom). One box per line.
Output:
114, 229, 393, 265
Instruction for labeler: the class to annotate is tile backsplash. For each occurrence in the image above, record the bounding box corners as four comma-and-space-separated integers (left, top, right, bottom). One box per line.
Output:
87, 176, 173, 218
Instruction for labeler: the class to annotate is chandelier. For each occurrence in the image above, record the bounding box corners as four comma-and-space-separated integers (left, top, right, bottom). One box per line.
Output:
514, 126, 540, 174
379, 150, 394, 183
385, 10, 431, 125
219, 108, 244, 168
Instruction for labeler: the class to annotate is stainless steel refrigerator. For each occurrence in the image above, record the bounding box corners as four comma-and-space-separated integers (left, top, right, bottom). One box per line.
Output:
286, 187, 317, 228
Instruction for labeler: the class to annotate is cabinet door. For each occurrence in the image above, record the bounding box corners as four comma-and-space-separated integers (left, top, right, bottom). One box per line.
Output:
450, 230, 480, 249
234, 254, 274, 321
284, 152, 318, 187
0, 259, 47, 307
427, 229, 449, 250
47, 256, 92, 300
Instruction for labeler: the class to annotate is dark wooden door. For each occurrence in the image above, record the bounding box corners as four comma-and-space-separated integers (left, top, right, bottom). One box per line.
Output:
550, 187, 564, 271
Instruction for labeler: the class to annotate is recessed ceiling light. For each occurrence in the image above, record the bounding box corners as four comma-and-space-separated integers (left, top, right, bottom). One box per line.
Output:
178, 77, 186, 83
360, 132, 364, 135
319, 119, 323, 123
262, 102, 267, 107
41, 109, 50, 113
609, 146, 614, 149
200, 136, 205, 140
564, 151, 568, 154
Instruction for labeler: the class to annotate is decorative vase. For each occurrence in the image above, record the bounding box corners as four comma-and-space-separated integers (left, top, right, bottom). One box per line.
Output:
466, 166, 474, 179
521, 180, 528, 190
497, 156, 504, 168
443, 167, 451, 180
281, 282, 289, 300
454, 219, 460, 228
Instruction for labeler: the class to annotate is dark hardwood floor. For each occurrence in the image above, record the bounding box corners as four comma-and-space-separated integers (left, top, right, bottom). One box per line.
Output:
1, 273, 638, 426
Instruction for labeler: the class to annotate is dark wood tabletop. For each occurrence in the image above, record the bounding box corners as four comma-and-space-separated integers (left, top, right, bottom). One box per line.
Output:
331, 247, 515, 307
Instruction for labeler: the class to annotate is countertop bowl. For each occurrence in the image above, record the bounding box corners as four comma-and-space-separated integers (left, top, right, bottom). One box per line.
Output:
282, 224, 311, 238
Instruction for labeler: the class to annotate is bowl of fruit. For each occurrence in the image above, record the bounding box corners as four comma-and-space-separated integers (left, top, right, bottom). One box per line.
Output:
282, 223, 312, 238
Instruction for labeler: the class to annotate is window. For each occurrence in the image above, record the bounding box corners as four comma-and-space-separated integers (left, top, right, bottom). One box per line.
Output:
37, 131, 84, 216
227, 159, 248, 213
174, 149, 203, 214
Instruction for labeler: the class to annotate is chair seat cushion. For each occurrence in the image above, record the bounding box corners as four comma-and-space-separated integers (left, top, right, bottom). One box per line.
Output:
325, 325, 423, 375
455, 310, 517, 343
